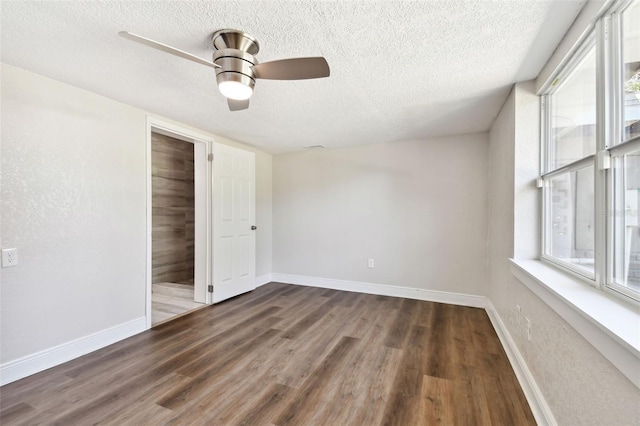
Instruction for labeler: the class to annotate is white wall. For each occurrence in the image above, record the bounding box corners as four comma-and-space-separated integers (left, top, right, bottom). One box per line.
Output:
0, 64, 273, 367
273, 135, 489, 296
488, 82, 640, 425
487, 85, 516, 314
1, 64, 147, 363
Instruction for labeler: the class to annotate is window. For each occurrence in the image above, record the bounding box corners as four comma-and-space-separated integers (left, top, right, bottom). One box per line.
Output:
622, 2, 640, 142
542, 42, 597, 278
612, 151, 640, 296
546, 166, 595, 275
548, 47, 597, 170
541, 0, 640, 303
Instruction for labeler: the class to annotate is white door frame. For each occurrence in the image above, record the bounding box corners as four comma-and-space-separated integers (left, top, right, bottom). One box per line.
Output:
145, 116, 214, 329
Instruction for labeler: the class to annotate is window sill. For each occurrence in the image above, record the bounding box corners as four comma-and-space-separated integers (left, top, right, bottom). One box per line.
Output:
509, 258, 640, 389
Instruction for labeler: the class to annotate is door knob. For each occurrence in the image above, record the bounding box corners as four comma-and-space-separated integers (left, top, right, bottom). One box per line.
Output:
251, 226, 257, 230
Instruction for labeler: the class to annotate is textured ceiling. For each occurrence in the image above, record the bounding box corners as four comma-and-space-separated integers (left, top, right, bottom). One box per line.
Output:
1, 1, 585, 154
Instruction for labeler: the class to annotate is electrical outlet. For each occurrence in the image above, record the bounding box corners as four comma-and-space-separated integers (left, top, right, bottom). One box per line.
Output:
2, 248, 18, 267
368, 258, 375, 268
525, 317, 532, 341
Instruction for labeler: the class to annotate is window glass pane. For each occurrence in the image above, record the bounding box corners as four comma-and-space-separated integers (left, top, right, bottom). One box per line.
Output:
546, 166, 595, 274
549, 47, 597, 171
612, 153, 640, 295
623, 1, 640, 142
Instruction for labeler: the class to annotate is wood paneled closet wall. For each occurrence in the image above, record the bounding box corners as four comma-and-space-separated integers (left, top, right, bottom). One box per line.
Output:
151, 133, 195, 285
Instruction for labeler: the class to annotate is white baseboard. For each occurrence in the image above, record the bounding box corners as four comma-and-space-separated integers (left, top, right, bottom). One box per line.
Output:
0, 316, 146, 386
485, 301, 556, 426
255, 273, 273, 288
270, 273, 486, 308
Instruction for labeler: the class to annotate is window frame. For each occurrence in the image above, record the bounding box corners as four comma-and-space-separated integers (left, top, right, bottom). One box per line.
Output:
540, 0, 640, 305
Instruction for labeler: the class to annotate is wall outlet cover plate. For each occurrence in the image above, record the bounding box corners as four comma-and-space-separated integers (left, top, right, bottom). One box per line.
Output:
2, 248, 18, 267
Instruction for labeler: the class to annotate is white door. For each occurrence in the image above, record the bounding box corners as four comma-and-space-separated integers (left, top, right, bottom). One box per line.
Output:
212, 142, 256, 303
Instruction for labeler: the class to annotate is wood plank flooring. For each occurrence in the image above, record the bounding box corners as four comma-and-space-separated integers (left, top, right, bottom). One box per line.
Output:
152, 282, 205, 325
0, 283, 536, 425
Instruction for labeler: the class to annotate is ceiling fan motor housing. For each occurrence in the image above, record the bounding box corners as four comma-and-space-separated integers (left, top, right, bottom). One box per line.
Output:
212, 30, 260, 93
213, 49, 256, 92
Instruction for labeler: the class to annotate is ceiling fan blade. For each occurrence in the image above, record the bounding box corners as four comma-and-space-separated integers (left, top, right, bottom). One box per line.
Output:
252, 57, 329, 80
119, 31, 220, 69
228, 98, 250, 111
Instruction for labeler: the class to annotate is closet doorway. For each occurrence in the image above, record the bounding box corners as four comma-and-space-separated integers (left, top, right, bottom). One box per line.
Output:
147, 120, 212, 327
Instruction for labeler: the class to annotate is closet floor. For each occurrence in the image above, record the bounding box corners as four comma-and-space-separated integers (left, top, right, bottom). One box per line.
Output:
152, 282, 205, 326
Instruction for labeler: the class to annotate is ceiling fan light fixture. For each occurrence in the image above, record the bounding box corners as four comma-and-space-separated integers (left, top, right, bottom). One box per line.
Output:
219, 80, 253, 100
216, 72, 255, 100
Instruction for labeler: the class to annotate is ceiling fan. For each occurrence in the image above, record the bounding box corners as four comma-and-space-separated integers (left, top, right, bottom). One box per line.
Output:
119, 29, 330, 111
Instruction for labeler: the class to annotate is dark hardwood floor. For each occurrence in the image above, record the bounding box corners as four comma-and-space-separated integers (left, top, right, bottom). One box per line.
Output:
0, 283, 535, 425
